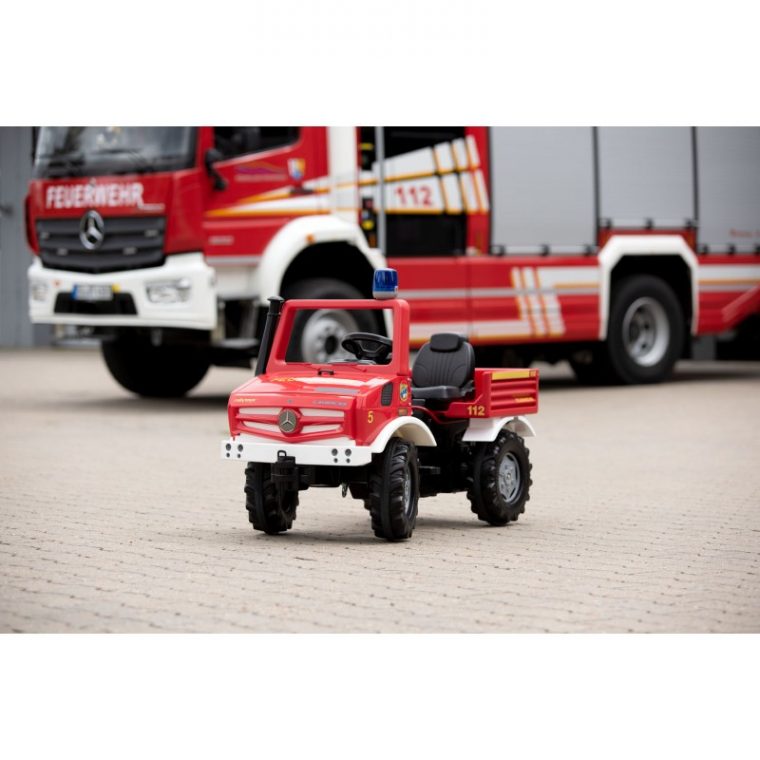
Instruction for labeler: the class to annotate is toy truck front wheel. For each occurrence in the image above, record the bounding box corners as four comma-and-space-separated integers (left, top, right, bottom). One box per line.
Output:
365, 438, 420, 541
244, 459, 299, 534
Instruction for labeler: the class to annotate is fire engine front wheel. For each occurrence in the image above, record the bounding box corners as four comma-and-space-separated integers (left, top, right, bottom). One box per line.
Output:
467, 430, 531, 526
101, 335, 210, 398
244, 462, 298, 535
284, 279, 381, 363
366, 438, 419, 541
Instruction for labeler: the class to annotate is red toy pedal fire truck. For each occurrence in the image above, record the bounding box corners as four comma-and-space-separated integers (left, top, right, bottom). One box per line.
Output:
221, 269, 539, 541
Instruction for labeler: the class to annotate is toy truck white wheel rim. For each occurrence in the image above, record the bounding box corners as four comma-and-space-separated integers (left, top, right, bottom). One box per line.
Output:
498, 452, 522, 504
300, 308, 359, 363
622, 296, 670, 367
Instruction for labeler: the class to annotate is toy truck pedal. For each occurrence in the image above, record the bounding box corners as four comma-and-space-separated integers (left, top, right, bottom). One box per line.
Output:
221, 268, 539, 541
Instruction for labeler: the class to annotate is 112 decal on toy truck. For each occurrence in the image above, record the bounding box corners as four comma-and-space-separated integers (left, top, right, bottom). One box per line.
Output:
221, 270, 538, 541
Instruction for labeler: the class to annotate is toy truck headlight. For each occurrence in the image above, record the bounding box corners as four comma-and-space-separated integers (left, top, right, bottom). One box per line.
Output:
146, 278, 191, 304
373, 268, 398, 300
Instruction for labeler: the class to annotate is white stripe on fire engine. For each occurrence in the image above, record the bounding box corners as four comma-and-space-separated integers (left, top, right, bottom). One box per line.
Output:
208, 254, 262, 266
433, 142, 456, 174
465, 135, 481, 170
452, 138, 469, 172
398, 286, 598, 299
521, 268, 547, 336
697, 265, 760, 281
700, 283, 760, 292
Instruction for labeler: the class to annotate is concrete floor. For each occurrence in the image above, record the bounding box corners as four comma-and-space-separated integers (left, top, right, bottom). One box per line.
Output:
1, 348, 759, 632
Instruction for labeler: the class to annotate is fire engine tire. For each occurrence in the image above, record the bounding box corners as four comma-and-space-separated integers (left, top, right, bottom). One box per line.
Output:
366, 438, 419, 541
101, 336, 209, 398
284, 279, 381, 363
605, 275, 685, 385
467, 430, 531, 526
568, 347, 613, 385
244, 462, 298, 535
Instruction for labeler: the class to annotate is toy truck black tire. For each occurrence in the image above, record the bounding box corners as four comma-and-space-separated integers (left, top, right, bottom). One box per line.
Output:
244, 462, 298, 534
467, 430, 531, 525
366, 438, 419, 541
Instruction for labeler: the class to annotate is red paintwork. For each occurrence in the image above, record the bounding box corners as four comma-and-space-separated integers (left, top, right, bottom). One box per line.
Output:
201, 127, 329, 262
27, 169, 205, 255
444, 369, 539, 420
597, 227, 698, 250
228, 298, 413, 447
227, 297, 540, 447
465, 126, 490, 255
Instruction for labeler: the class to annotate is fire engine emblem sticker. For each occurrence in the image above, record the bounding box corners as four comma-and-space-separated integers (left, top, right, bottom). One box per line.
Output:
79, 210, 105, 251
288, 158, 305, 181
399, 383, 409, 401
278, 408, 298, 434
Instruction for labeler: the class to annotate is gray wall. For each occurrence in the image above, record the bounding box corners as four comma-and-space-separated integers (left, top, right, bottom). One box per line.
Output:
0, 127, 49, 347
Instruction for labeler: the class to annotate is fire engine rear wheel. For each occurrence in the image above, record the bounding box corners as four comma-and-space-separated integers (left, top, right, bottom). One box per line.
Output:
467, 430, 531, 526
244, 462, 298, 535
366, 438, 419, 541
284, 279, 381, 363
606, 274, 684, 384
101, 335, 209, 398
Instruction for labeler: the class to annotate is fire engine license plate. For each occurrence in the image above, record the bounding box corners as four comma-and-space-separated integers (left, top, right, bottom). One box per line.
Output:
72, 284, 114, 302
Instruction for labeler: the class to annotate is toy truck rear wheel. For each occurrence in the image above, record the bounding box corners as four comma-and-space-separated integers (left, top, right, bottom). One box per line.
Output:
244, 462, 298, 535
467, 430, 532, 526
366, 438, 419, 541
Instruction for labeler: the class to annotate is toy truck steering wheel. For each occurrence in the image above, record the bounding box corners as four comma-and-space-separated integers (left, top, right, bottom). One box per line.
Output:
341, 332, 392, 363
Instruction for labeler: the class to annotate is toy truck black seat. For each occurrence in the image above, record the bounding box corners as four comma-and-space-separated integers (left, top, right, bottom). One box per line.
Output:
412, 333, 475, 404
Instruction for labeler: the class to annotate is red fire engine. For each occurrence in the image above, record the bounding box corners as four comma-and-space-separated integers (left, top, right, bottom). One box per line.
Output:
25, 127, 760, 396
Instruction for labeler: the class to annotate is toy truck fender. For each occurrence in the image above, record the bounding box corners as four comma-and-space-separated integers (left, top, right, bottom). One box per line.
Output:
462, 415, 536, 443
368, 416, 437, 453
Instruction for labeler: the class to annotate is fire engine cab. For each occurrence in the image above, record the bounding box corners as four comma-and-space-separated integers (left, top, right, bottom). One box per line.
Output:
221, 269, 538, 541
25, 127, 760, 395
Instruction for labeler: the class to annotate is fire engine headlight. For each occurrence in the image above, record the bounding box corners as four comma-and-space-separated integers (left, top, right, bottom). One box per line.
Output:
30, 280, 48, 302
146, 278, 192, 304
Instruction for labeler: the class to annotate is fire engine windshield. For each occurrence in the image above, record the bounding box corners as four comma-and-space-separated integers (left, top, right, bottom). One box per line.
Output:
33, 127, 196, 178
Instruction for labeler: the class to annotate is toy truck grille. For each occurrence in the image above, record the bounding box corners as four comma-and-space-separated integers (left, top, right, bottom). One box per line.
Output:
443, 369, 539, 419
233, 406, 348, 441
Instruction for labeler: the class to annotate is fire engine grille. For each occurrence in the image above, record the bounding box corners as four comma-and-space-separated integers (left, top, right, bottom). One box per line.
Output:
37, 216, 166, 274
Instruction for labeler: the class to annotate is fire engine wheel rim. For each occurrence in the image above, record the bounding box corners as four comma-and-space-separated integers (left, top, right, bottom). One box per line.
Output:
498, 452, 521, 504
300, 309, 359, 363
621, 297, 670, 367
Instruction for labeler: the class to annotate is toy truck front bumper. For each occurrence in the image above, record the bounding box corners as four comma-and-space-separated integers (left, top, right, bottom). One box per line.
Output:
221, 436, 373, 467
28, 252, 217, 330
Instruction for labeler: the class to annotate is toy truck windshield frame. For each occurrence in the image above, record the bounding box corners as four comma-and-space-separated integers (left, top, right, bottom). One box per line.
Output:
265, 298, 412, 376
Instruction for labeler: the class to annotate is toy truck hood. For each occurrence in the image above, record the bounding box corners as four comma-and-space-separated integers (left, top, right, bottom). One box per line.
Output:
227, 370, 399, 443
229, 371, 390, 406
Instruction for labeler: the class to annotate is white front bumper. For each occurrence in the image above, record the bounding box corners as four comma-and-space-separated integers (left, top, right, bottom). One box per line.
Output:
28, 252, 217, 330
221, 436, 373, 467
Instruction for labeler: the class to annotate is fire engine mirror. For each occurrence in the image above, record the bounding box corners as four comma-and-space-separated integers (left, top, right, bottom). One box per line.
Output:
204, 148, 228, 191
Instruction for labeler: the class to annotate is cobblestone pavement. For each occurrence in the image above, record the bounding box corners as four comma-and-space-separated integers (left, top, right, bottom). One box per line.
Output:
1, 348, 759, 632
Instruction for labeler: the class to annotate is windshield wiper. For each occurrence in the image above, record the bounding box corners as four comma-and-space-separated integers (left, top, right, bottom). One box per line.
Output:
41, 152, 86, 177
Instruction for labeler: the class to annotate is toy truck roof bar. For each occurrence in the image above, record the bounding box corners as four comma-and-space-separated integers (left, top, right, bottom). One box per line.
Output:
222, 268, 538, 541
